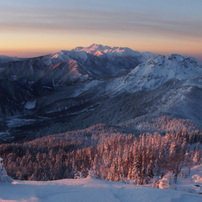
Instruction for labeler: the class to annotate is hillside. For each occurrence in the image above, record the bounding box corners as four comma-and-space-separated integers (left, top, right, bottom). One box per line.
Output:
0, 44, 201, 142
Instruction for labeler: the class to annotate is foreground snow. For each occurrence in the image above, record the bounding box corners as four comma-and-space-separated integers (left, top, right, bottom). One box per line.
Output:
0, 165, 201, 202
0, 179, 201, 202
0, 178, 200, 202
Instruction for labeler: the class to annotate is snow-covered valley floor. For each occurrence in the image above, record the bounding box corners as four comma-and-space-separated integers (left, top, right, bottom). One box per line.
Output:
0, 165, 201, 202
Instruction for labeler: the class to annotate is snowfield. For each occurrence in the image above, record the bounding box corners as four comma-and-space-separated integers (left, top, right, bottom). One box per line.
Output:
0, 178, 201, 202
0, 165, 201, 202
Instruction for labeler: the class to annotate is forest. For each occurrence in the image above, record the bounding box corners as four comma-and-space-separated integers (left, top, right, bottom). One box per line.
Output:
0, 124, 201, 185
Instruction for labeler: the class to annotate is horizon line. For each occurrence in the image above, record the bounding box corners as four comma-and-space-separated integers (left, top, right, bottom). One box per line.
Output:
0, 44, 201, 62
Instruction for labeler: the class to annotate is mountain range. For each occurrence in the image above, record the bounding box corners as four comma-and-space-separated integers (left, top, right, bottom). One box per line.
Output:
0, 44, 201, 142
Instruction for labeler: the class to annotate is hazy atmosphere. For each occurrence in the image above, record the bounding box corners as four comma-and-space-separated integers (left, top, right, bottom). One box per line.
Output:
0, 0, 202, 61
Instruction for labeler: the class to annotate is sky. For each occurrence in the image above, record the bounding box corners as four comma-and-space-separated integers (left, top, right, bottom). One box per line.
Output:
0, 0, 202, 61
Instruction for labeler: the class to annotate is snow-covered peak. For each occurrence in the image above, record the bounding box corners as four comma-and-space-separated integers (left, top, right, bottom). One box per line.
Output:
74, 44, 109, 53
45, 50, 89, 65
73, 44, 141, 57
130, 54, 202, 80
49, 51, 70, 60
106, 54, 202, 94
42, 51, 71, 66
127, 54, 202, 90
50, 53, 62, 60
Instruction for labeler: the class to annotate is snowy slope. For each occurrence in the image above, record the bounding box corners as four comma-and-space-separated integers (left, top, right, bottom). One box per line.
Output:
0, 179, 200, 202
0, 55, 20, 65
0, 165, 201, 202
104, 54, 202, 94
173, 165, 202, 194
128, 54, 202, 88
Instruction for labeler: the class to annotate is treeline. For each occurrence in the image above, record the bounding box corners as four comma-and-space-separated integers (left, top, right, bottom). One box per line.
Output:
0, 127, 201, 184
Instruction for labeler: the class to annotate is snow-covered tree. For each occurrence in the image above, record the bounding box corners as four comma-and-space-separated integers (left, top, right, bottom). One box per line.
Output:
0, 129, 201, 182
193, 150, 201, 165
0, 158, 12, 183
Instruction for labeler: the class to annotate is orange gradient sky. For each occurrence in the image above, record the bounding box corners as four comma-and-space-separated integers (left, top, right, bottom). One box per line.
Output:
0, 0, 202, 61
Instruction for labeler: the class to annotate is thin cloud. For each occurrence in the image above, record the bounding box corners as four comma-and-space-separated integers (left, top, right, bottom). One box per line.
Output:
0, 7, 202, 41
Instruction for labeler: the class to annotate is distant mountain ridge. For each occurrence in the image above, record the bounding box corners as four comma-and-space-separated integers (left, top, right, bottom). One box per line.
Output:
0, 55, 21, 66
0, 44, 201, 142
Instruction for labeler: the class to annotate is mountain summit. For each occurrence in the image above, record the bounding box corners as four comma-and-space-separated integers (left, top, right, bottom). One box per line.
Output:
73, 43, 141, 57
